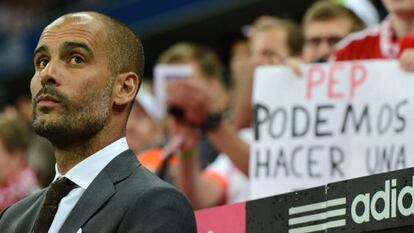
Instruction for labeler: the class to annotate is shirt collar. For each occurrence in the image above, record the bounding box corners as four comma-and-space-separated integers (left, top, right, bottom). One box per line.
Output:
54, 137, 129, 189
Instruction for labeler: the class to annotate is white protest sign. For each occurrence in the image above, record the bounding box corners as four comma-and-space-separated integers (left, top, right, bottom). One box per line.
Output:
250, 60, 414, 199
153, 64, 193, 117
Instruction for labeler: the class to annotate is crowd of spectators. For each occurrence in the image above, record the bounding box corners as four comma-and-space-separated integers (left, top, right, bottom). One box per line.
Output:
2, 0, 414, 211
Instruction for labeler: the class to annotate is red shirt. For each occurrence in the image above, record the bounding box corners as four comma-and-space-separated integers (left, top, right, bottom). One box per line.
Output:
335, 17, 399, 61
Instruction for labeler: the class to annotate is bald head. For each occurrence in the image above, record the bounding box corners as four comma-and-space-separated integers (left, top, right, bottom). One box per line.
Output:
47, 12, 144, 81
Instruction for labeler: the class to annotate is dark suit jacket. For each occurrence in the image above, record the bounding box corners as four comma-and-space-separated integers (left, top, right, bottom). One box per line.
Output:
0, 149, 197, 233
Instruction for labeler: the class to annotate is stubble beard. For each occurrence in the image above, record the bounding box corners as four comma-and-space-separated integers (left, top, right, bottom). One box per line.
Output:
32, 83, 113, 148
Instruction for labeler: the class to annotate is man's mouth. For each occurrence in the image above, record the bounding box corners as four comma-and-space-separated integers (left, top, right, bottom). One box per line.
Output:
36, 95, 61, 107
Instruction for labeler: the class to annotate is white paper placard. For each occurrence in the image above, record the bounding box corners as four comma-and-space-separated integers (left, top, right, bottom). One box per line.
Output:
250, 60, 414, 199
153, 64, 193, 117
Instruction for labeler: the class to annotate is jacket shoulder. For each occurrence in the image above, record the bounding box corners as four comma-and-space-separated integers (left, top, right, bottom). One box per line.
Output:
0, 189, 46, 232
118, 166, 197, 232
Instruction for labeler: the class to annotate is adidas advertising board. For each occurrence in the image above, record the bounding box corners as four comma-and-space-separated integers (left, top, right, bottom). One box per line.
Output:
248, 168, 414, 233
196, 167, 414, 232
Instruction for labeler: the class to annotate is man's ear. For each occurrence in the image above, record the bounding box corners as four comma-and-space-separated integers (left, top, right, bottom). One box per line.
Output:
113, 72, 140, 106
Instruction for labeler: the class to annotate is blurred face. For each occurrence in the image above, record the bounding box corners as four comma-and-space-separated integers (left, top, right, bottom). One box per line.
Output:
303, 18, 353, 63
127, 103, 159, 153
191, 62, 229, 111
250, 27, 290, 66
189, 62, 208, 84
0, 141, 19, 184
31, 13, 114, 146
383, 0, 414, 16
16, 97, 33, 123
165, 61, 228, 114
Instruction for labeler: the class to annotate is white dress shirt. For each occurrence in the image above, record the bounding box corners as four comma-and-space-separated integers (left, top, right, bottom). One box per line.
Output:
47, 137, 129, 233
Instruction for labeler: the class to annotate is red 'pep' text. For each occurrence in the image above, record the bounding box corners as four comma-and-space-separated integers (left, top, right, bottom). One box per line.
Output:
306, 63, 367, 100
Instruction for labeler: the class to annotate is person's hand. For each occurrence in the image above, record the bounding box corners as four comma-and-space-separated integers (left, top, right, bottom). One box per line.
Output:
285, 57, 303, 77
399, 49, 414, 72
168, 118, 199, 152
166, 80, 214, 127
231, 53, 254, 85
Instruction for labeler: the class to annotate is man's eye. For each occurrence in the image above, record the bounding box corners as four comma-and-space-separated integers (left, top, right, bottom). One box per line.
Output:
70, 56, 84, 65
38, 59, 49, 69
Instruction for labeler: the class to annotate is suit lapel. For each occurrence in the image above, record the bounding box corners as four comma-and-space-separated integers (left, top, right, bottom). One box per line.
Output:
17, 189, 47, 233
59, 150, 138, 233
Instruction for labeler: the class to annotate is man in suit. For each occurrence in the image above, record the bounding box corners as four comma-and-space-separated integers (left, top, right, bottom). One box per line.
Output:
0, 11, 196, 233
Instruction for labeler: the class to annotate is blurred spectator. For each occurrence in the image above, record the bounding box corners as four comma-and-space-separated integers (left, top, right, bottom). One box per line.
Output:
1, 76, 55, 188
169, 79, 250, 209
0, 114, 38, 211
229, 37, 250, 106
302, 0, 366, 63
127, 82, 164, 154
135, 43, 229, 187
27, 136, 54, 188
335, 0, 414, 72
233, 17, 303, 130
250, 17, 303, 67
158, 42, 229, 169
11, 92, 54, 188
168, 16, 303, 209
127, 82, 174, 179
158, 42, 229, 114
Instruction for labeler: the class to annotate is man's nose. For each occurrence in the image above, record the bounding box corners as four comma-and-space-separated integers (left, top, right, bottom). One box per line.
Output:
39, 60, 61, 86
318, 41, 333, 60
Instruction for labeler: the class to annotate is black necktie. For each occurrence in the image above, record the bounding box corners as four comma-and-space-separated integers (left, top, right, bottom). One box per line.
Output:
33, 177, 77, 233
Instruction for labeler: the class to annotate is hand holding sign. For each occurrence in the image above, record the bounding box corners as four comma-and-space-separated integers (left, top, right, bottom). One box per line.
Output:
398, 35, 414, 72
399, 48, 414, 72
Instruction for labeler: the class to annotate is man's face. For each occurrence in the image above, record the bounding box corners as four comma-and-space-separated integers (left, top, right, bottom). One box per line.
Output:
383, 0, 414, 16
31, 14, 114, 146
303, 18, 353, 63
250, 28, 290, 66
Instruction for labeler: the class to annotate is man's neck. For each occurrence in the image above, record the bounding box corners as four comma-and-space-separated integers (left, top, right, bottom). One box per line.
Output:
54, 132, 123, 175
391, 13, 414, 38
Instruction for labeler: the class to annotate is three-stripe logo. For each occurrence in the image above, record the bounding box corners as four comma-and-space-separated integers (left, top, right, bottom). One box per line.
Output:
288, 197, 347, 233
